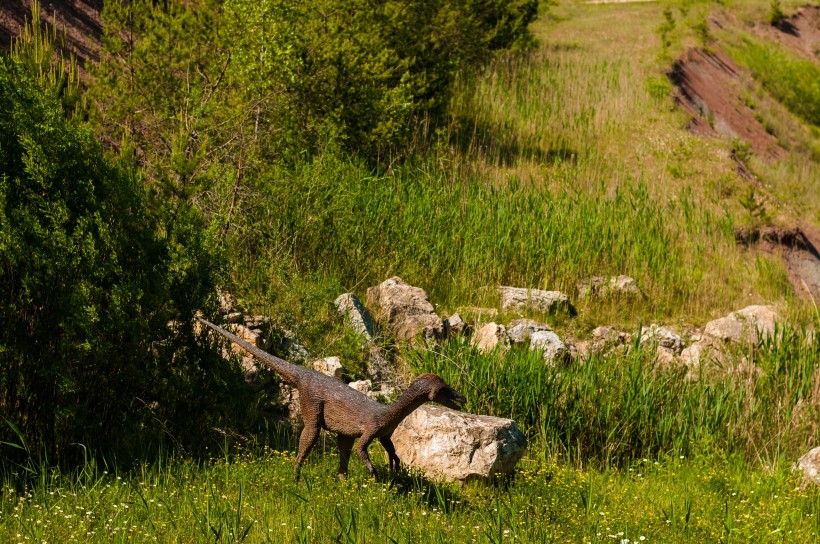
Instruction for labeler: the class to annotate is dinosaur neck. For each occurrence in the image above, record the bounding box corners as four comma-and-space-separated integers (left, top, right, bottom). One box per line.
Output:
383, 384, 431, 430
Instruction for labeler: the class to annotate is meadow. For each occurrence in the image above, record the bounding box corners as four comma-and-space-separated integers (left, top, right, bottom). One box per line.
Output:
3, 0, 820, 542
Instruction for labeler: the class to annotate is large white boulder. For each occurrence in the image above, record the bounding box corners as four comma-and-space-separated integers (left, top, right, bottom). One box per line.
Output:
366, 277, 444, 342
499, 286, 574, 314
391, 406, 526, 482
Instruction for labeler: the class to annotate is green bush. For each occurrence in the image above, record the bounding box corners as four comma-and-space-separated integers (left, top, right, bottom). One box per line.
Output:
0, 52, 241, 464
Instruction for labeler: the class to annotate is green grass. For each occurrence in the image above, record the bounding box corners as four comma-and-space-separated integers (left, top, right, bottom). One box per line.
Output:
2, 433, 819, 542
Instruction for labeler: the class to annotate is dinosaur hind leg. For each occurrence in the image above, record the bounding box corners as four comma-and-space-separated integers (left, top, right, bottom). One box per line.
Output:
379, 437, 401, 473
293, 410, 321, 481
337, 435, 355, 479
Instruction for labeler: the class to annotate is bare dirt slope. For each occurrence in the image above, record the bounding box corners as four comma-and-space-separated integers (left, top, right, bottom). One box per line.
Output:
0, 0, 102, 72
752, 5, 820, 63
670, 47, 783, 161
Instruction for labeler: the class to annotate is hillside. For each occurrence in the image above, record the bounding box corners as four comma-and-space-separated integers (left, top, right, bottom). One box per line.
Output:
2, 1, 820, 542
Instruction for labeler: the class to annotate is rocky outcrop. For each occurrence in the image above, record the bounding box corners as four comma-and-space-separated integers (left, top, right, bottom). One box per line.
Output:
506, 318, 552, 344
391, 406, 526, 482
471, 322, 510, 354
794, 447, 820, 488
499, 286, 574, 315
577, 275, 642, 299
366, 277, 444, 342
704, 305, 778, 344
334, 293, 376, 341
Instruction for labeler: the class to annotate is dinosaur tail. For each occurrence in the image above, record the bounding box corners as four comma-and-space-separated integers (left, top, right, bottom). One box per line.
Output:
197, 317, 300, 385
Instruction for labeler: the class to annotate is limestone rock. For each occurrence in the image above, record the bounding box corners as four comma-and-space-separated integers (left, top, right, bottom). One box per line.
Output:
471, 322, 510, 354
444, 313, 467, 335
507, 319, 551, 344
640, 324, 684, 355
391, 405, 526, 482
312, 356, 344, 380
225, 312, 243, 324
334, 293, 376, 341
577, 275, 642, 299
349, 379, 372, 394
704, 305, 778, 344
529, 330, 568, 363
229, 324, 269, 351
366, 277, 443, 342
499, 286, 574, 315
365, 345, 395, 383
794, 447, 820, 488
680, 342, 707, 369
243, 315, 272, 329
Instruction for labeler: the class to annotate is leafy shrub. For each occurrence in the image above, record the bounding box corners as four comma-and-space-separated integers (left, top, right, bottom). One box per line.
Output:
0, 51, 241, 464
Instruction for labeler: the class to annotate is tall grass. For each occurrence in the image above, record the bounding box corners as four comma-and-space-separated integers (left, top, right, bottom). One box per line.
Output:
229, 153, 741, 330
409, 325, 820, 467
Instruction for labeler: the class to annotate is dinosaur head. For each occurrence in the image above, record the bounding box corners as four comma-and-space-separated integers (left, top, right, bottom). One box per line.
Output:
417, 373, 467, 410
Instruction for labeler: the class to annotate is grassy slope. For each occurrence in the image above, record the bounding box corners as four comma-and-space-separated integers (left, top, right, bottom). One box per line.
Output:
3, 1, 820, 542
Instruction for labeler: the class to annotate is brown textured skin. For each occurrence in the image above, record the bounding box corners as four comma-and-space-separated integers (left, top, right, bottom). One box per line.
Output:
197, 318, 466, 479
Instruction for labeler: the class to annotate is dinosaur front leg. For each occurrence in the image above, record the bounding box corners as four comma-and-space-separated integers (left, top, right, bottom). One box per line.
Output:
379, 437, 401, 473
337, 435, 355, 479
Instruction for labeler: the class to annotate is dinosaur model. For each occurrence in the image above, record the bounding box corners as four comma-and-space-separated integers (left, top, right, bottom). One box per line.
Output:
197, 317, 466, 479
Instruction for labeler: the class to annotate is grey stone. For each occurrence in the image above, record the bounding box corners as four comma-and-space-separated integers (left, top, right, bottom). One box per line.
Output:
640, 324, 684, 355
704, 305, 779, 344
225, 312, 243, 324
529, 330, 568, 363
499, 286, 574, 314
348, 379, 372, 394
507, 319, 552, 344
794, 447, 820, 488
391, 405, 527, 482
444, 313, 467, 335
334, 293, 376, 341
